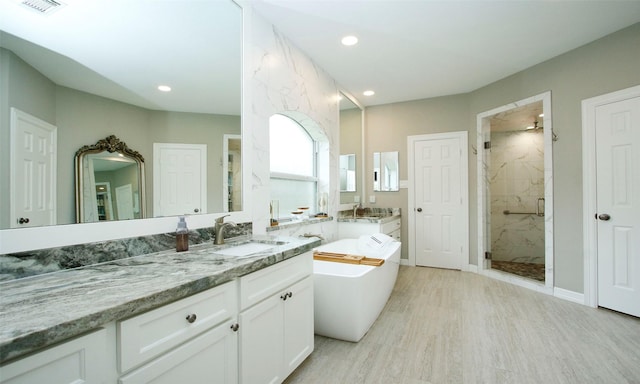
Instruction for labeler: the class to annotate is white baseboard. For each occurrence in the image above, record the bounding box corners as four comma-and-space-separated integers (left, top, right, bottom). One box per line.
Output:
463, 263, 478, 273
553, 287, 585, 305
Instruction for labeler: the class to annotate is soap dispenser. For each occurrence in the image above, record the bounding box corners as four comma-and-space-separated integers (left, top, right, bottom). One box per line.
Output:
176, 216, 189, 252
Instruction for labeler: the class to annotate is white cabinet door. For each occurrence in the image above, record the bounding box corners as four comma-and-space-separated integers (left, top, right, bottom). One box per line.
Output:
119, 321, 238, 384
282, 276, 314, 378
239, 295, 284, 384
0, 329, 108, 384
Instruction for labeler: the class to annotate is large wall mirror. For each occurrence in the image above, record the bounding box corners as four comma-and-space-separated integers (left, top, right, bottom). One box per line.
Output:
339, 92, 364, 204
0, 0, 242, 232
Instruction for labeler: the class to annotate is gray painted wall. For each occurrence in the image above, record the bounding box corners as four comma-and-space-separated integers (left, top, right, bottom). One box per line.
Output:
362, 23, 640, 292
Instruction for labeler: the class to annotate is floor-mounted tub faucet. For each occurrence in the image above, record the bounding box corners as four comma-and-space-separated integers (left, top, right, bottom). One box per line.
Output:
214, 215, 237, 245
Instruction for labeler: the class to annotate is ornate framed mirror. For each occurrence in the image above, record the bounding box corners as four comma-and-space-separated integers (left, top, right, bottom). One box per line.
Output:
75, 135, 145, 223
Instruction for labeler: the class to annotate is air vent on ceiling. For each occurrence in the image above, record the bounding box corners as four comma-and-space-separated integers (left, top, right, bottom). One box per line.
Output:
20, 0, 65, 14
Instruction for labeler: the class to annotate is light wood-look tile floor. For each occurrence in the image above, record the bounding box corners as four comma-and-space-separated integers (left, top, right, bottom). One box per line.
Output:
285, 266, 640, 384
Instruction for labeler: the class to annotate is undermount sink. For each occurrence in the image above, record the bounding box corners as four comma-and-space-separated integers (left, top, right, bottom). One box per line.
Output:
214, 242, 277, 257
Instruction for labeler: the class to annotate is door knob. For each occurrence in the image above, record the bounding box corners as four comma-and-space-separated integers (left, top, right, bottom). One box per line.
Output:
416, 208, 422, 212
598, 213, 611, 221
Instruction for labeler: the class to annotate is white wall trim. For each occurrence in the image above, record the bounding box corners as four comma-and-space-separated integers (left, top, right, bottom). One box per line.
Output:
581, 84, 640, 308
463, 263, 478, 273
553, 287, 585, 305
476, 91, 554, 292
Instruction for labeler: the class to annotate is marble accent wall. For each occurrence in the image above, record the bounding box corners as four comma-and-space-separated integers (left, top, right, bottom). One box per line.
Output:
247, 8, 340, 238
490, 130, 545, 264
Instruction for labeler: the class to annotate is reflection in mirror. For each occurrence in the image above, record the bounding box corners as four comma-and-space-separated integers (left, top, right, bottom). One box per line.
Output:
339, 154, 356, 192
373, 151, 399, 191
339, 93, 363, 204
75, 136, 145, 223
0, 0, 242, 230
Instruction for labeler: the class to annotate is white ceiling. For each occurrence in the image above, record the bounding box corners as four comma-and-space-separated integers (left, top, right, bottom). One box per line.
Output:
249, 0, 640, 107
1, 0, 638, 115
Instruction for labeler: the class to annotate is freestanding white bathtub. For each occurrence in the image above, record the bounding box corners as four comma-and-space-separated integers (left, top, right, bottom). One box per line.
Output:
313, 235, 401, 342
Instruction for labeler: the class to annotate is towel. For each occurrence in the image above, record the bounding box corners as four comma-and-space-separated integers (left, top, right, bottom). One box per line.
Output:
357, 233, 395, 257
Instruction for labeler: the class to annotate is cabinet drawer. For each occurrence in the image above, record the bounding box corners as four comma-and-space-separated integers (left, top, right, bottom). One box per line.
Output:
381, 219, 401, 235
119, 321, 237, 384
118, 281, 237, 373
240, 253, 312, 310
388, 229, 401, 241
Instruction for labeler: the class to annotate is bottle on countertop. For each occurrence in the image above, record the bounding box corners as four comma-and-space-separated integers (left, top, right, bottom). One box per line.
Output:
176, 216, 189, 252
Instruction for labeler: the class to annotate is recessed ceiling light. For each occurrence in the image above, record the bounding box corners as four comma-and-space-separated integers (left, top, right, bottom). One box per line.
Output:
157, 85, 172, 92
341, 35, 358, 46
363, 90, 375, 96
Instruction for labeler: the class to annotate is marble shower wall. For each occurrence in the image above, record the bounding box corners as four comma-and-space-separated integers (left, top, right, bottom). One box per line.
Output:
490, 130, 545, 264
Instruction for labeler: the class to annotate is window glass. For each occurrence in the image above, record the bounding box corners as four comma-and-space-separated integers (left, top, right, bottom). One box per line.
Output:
269, 114, 317, 218
270, 114, 314, 176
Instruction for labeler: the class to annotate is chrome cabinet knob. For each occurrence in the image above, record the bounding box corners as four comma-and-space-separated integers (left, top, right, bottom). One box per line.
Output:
194, 208, 200, 213
598, 213, 611, 221
186, 314, 197, 323
230, 323, 239, 332
18, 217, 30, 224
416, 208, 422, 212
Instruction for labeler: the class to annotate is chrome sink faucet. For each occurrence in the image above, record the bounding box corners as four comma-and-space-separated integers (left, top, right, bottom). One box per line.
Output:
353, 203, 361, 218
214, 215, 237, 245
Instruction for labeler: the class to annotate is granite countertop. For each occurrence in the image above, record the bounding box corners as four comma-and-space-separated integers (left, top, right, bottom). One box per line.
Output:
336, 214, 401, 224
0, 235, 320, 364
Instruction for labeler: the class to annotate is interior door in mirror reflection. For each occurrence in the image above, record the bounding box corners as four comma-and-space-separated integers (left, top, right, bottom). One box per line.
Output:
10, 108, 57, 228
373, 151, 399, 191
153, 143, 207, 217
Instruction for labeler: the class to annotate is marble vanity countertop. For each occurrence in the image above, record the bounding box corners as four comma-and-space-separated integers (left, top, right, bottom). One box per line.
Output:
337, 213, 401, 224
0, 235, 320, 364
336, 207, 401, 224
337, 214, 401, 224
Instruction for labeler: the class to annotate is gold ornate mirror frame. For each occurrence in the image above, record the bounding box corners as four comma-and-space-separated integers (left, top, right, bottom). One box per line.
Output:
75, 135, 146, 223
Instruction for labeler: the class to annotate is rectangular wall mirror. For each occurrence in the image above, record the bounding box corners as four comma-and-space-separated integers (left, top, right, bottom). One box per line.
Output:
373, 151, 399, 192
0, 0, 242, 230
339, 154, 356, 192
339, 92, 363, 204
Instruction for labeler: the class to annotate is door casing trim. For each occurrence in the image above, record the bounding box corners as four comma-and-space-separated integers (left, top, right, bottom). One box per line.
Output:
476, 91, 554, 294
582, 84, 640, 308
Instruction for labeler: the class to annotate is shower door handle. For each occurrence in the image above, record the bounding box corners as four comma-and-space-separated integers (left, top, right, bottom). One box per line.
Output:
598, 213, 611, 221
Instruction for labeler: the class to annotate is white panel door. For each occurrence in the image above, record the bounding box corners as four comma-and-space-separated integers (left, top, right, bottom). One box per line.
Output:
414, 136, 464, 269
596, 96, 640, 317
10, 108, 57, 228
115, 184, 134, 220
153, 143, 207, 217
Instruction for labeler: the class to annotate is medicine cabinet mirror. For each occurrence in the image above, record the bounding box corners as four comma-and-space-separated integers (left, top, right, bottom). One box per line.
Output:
0, 0, 242, 231
373, 151, 399, 192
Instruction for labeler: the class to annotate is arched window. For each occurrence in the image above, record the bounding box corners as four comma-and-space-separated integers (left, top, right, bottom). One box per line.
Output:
269, 114, 317, 219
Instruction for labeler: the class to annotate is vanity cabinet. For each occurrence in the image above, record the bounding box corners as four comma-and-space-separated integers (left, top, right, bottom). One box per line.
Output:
118, 281, 238, 383
238, 253, 314, 384
339, 217, 401, 241
0, 329, 110, 384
